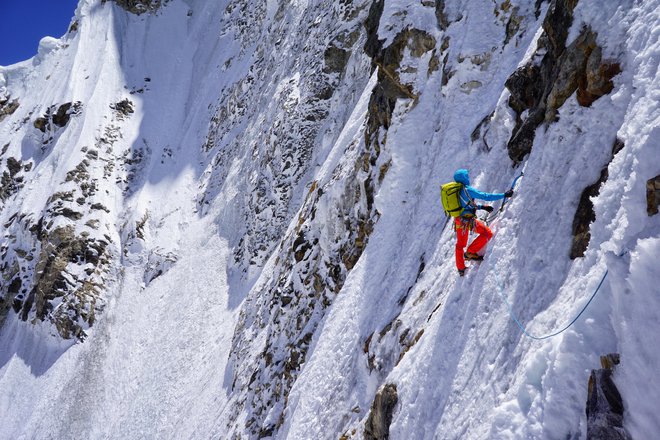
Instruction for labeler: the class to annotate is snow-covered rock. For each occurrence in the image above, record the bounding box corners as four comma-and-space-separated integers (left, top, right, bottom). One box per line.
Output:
0, 0, 658, 439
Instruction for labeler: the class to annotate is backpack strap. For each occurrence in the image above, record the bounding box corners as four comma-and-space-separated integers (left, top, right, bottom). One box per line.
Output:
460, 186, 477, 211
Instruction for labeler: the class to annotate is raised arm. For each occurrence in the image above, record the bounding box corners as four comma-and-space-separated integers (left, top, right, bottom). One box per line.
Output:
465, 186, 505, 202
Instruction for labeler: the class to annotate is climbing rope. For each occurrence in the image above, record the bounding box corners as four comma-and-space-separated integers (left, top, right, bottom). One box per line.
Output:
493, 269, 609, 340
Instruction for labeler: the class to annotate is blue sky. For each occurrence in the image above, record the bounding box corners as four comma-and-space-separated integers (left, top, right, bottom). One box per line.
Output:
0, 0, 78, 66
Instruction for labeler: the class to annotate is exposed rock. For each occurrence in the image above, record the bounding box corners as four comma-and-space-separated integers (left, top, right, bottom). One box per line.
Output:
578, 45, 621, 107
505, 64, 543, 114
135, 211, 149, 240
323, 45, 351, 75
471, 111, 495, 151
104, 0, 164, 15
542, 0, 578, 56
505, 0, 578, 162
90, 203, 110, 212
6, 219, 111, 340
34, 102, 82, 133
0, 96, 20, 122
364, 20, 436, 146
52, 102, 74, 127
504, 1, 620, 163
33, 117, 48, 133
427, 50, 440, 76
647, 174, 660, 216
435, 0, 449, 31
364, 0, 386, 62
111, 98, 134, 118
0, 157, 31, 202
5, 157, 22, 177
570, 137, 624, 258
586, 353, 632, 440
54, 207, 84, 220
364, 383, 398, 440
546, 26, 620, 118
396, 328, 424, 365
218, 4, 382, 435
571, 179, 600, 259
505, 6, 524, 45
545, 29, 597, 121
68, 20, 79, 33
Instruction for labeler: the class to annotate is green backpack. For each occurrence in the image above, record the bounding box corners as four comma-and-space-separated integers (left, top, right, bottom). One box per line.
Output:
441, 182, 465, 217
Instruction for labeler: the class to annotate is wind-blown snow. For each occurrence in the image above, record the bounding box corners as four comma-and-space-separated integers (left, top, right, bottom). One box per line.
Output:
1, 0, 659, 439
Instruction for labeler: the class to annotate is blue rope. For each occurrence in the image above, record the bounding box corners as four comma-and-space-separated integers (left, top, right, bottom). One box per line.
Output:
493, 269, 609, 340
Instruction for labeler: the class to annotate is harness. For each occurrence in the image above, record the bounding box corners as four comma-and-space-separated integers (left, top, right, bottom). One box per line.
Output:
455, 216, 476, 231
454, 187, 477, 231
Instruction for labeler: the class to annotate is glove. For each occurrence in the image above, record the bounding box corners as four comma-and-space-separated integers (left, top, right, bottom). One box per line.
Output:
480, 205, 494, 213
504, 189, 514, 198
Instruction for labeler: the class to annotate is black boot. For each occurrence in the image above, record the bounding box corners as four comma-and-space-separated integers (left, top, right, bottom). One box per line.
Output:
465, 252, 483, 261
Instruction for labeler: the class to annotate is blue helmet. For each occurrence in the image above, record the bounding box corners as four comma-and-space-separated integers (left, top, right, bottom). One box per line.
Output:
453, 169, 470, 185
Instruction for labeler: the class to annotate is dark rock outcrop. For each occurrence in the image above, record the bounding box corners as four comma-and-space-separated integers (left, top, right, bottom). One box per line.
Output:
365, 383, 398, 440
646, 175, 660, 216
504, 0, 621, 163
504, 0, 577, 163
324, 45, 351, 75
0, 157, 32, 202
546, 28, 620, 119
11, 223, 110, 340
435, 0, 449, 31
103, 0, 164, 15
570, 138, 624, 258
0, 96, 19, 122
586, 354, 632, 440
34, 102, 82, 133
364, 1, 436, 147
111, 98, 134, 118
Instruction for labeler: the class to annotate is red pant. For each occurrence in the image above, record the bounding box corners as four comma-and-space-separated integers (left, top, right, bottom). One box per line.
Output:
454, 217, 493, 270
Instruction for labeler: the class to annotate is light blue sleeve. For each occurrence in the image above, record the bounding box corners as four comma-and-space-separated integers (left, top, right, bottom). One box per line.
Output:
466, 186, 505, 202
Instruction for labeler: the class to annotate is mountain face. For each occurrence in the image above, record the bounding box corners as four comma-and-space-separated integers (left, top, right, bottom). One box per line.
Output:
0, 0, 658, 439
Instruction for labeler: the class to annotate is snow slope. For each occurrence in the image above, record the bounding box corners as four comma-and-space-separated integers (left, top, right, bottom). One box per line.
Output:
1, 0, 658, 439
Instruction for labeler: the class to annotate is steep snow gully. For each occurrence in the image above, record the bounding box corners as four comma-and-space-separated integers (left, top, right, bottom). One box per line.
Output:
0, 0, 658, 439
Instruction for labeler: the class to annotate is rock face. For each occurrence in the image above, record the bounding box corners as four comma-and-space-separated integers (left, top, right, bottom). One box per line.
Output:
647, 175, 660, 216
570, 138, 624, 259
17, 225, 110, 340
0, 0, 654, 437
1, 210, 113, 340
586, 354, 632, 440
0, 91, 129, 341
504, 0, 621, 163
364, 383, 398, 440
222, 2, 439, 436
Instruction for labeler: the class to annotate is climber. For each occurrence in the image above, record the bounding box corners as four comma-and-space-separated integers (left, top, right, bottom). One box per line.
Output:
452, 169, 513, 276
